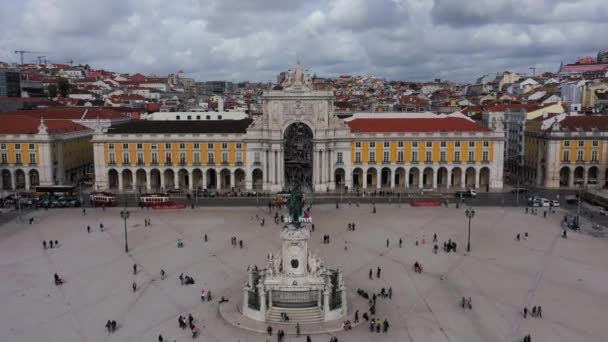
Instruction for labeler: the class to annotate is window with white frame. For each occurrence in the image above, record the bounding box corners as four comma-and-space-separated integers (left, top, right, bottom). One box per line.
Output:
383, 151, 390, 162
29, 152, 36, 164
369, 151, 376, 162
397, 151, 404, 162
29, 144, 35, 150
137, 152, 144, 164
236, 143, 242, 149
236, 151, 242, 163
384, 141, 389, 148
151, 144, 157, 150
165, 143, 171, 149
412, 141, 418, 148
469, 141, 475, 147
577, 150, 584, 161
15, 144, 21, 150
355, 142, 361, 148
194, 143, 200, 149
137, 143, 143, 149
370, 142, 376, 148
440, 151, 446, 162
454, 151, 461, 162
222, 143, 228, 149
426, 141, 432, 147
123, 143, 128, 149
563, 150, 569, 161
425, 151, 432, 162
398, 141, 404, 147
165, 152, 172, 163
122, 152, 130, 164
593, 140, 598, 147
208, 143, 214, 149
337, 152, 343, 163
222, 152, 228, 163
564, 141, 570, 147
440, 141, 446, 148
483, 141, 489, 147
208, 152, 215, 163
455, 141, 461, 147
151, 152, 158, 164
592, 150, 598, 161
578, 140, 584, 147
482, 151, 489, 162
412, 151, 418, 162
109, 143, 115, 150
194, 152, 200, 163
355, 151, 361, 163
15, 153, 22, 164
179, 152, 186, 163
468, 151, 475, 162
109, 153, 116, 164
179, 143, 186, 149
254, 152, 260, 163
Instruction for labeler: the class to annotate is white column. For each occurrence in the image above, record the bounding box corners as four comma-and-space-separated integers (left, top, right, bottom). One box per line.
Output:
202, 170, 207, 189
583, 168, 589, 186
146, 170, 152, 191
461, 171, 466, 189
328, 150, 332, 183
118, 170, 124, 190
474, 169, 480, 189
432, 168, 438, 189
313, 149, 319, 186
376, 169, 381, 189
404, 169, 409, 188
389, 170, 393, 188
446, 168, 452, 189
319, 150, 324, 184
25, 172, 31, 190
160, 170, 165, 191
188, 170, 194, 191
568, 168, 574, 187
230, 170, 235, 190
418, 171, 424, 189
174, 170, 179, 189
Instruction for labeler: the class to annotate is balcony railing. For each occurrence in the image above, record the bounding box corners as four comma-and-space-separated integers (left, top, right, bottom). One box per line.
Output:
335, 161, 344, 165
207, 161, 215, 166
221, 161, 229, 166
562, 159, 570, 164
28, 162, 37, 166
482, 160, 490, 164
467, 160, 476, 164
439, 160, 447, 164
15, 161, 22, 165
396, 160, 404, 164
382, 160, 390, 164
453, 160, 461, 164
137, 161, 144, 166
411, 160, 419, 164
179, 161, 187, 166
252, 161, 261, 166
193, 161, 201, 166
369, 160, 376, 164
425, 160, 433, 164
108, 161, 116, 166
151, 161, 158, 166
236, 161, 243, 166
165, 161, 173, 166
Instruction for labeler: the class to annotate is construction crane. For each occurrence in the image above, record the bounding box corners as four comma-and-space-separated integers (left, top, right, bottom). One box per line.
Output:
13, 50, 48, 65
36, 56, 46, 64
67, 59, 74, 65
529, 67, 536, 77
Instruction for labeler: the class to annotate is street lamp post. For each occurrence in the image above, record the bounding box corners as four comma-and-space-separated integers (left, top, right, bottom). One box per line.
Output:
120, 208, 130, 253
465, 208, 475, 252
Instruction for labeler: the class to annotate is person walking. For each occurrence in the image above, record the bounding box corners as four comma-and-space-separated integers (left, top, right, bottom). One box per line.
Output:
87, 226, 90, 233
399, 238, 402, 248
133, 264, 137, 275
295, 322, 300, 337
369, 269, 373, 280
132, 282, 137, 292
160, 269, 165, 279
376, 267, 381, 278
386, 239, 389, 248
523, 307, 528, 319
354, 310, 359, 323
388, 287, 392, 299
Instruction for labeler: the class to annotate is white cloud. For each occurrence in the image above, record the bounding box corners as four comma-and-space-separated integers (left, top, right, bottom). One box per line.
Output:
0, 0, 607, 82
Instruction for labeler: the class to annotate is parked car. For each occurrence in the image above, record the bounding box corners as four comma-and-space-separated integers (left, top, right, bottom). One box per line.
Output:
550, 200, 560, 207
455, 189, 476, 198
511, 188, 528, 194
600, 208, 606, 216
421, 187, 434, 194
539, 198, 551, 207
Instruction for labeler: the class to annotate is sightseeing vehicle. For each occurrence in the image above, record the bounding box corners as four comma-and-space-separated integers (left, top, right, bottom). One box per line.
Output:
139, 193, 186, 209
90, 192, 117, 207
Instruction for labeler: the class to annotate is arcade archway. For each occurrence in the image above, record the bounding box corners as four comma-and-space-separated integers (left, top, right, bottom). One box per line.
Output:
284, 122, 313, 191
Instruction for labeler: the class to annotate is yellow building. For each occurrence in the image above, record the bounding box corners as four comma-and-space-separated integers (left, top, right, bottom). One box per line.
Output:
0, 115, 93, 190
524, 114, 608, 188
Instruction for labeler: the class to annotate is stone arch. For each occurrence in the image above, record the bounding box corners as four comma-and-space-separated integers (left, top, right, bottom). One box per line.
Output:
220, 168, 231, 190
178, 168, 189, 190
395, 167, 406, 188
559, 167, 570, 187
381, 167, 392, 188
108, 169, 119, 189
465, 167, 476, 188
121, 169, 133, 190
352, 167, 363, 189
163, 169, 175, 190
409, 167, 420, 188
451, 167, 462, 188
588, 166, 599, 185
574, 166, 585, 185
206, 169, 217, 189
235, 168, 246, 190
149, 169, 161, 191
252, 168, 263, 191
423, 167, 434, 188
437, 167, 449, 188
29, 169, 40, 188
192, 168, 203, 190
14, 169, 25, 189
479, 167, 490, 191
334, 168, 346, 190
135, 169, 147, 190
283, 121, 313, 191
366, 168, 378, 189
1, 170, 11, 190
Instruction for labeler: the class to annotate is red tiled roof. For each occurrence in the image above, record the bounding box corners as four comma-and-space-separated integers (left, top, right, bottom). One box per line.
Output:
561, 63, 608, 73
0, 107, 129, 120
400, 95, 429, 106
484, 103, 540, 112
346, 117, 490, 133
559, 116, 608, 131
0, 115, 89, 134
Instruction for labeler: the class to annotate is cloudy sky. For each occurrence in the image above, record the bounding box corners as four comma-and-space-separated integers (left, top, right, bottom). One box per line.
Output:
1, 0, 607, 83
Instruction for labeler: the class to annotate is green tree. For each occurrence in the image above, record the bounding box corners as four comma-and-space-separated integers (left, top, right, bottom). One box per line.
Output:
47, 84, 58, 98
57, 78, 70, 97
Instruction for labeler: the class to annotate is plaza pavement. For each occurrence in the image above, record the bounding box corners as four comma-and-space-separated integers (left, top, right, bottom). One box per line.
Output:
0, 203, 607, 342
